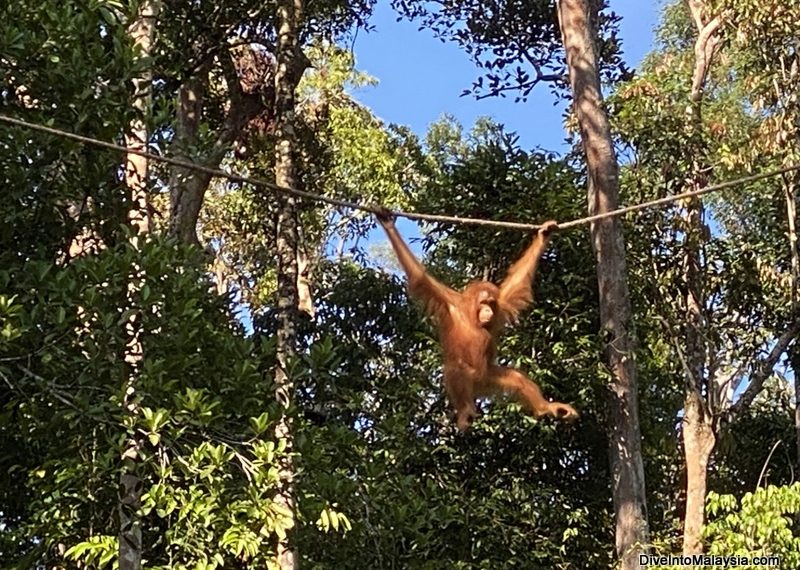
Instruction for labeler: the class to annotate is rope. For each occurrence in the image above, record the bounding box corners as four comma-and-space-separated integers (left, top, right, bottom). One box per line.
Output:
558, 165, 800, 229
3, 114, 800, 231
0, 115, 537, 230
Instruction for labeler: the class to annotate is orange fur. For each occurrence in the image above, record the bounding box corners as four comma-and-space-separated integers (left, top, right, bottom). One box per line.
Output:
376, 213, 578, 431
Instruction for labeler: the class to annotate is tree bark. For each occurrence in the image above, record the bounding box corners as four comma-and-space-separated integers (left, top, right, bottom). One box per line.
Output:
167, 55, 266, 246
679, 195, 711, 554
556, 1, 650, 568
273, 0, 306, 567
120, 2, 160, 570
785, 181, 800, 466
680, 2, 720, 552
125, 1, 159, 238
681, 391, 715, 554
679, 195, 714, 554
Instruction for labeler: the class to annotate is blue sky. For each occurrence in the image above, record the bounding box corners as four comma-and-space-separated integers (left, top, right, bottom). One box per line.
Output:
352, 0, 664, 246
353, 0, 663, 150
346, 2, 797, 396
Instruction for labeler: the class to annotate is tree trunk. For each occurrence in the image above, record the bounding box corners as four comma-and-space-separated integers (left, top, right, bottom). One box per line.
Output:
119, 3, 159, 570
793, 343, 800, 469
680, 2, 720, 553
168, 52, 266, 246
556, 1, 650, 568
681, 391, 715, 554
124, 0, 159, 238
786, 181, 800, 466
679, 195, 711, 556
168, 74, 210, 245
273, 0, 305, 567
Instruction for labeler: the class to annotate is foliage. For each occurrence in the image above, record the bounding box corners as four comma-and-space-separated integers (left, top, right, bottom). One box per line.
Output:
200, 44, 426, 308
1, 2, 134, 560
6, 0, 800, 567
705, 484, 800, 567
391, 0, 630, 101
3, 1, 624, 569
713, 381, 796, 495
0, 239, 296, 568
419, 117, 583, 269
280, 119, 618, 568
611, 1, 796, 381
611, 0, 798, 385
0, 0, 136, 261
297, 43, 426, 245
711, 0, 800, 266
611, 0, 800, 551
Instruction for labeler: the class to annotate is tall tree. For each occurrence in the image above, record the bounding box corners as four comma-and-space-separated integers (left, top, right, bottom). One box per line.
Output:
1, 1, 373, 568
273, 0, 306, 566
658, 1, 799, 553
0, 1, 136, 564
678, 0, 722, 554
120, 2, 161, 569
613, 0, 800, 552
556, 1, 650, 567
716, 0, 800, 471
389, 1, 647, 565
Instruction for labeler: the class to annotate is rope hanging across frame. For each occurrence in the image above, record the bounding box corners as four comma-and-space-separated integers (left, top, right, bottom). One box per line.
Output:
2, 114, 799, 231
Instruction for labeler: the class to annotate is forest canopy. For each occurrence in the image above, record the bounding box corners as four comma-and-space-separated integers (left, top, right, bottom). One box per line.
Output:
1, 0, 799, 569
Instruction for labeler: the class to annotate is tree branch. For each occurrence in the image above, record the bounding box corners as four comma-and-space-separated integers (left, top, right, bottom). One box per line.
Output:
728, 318, 800, 420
